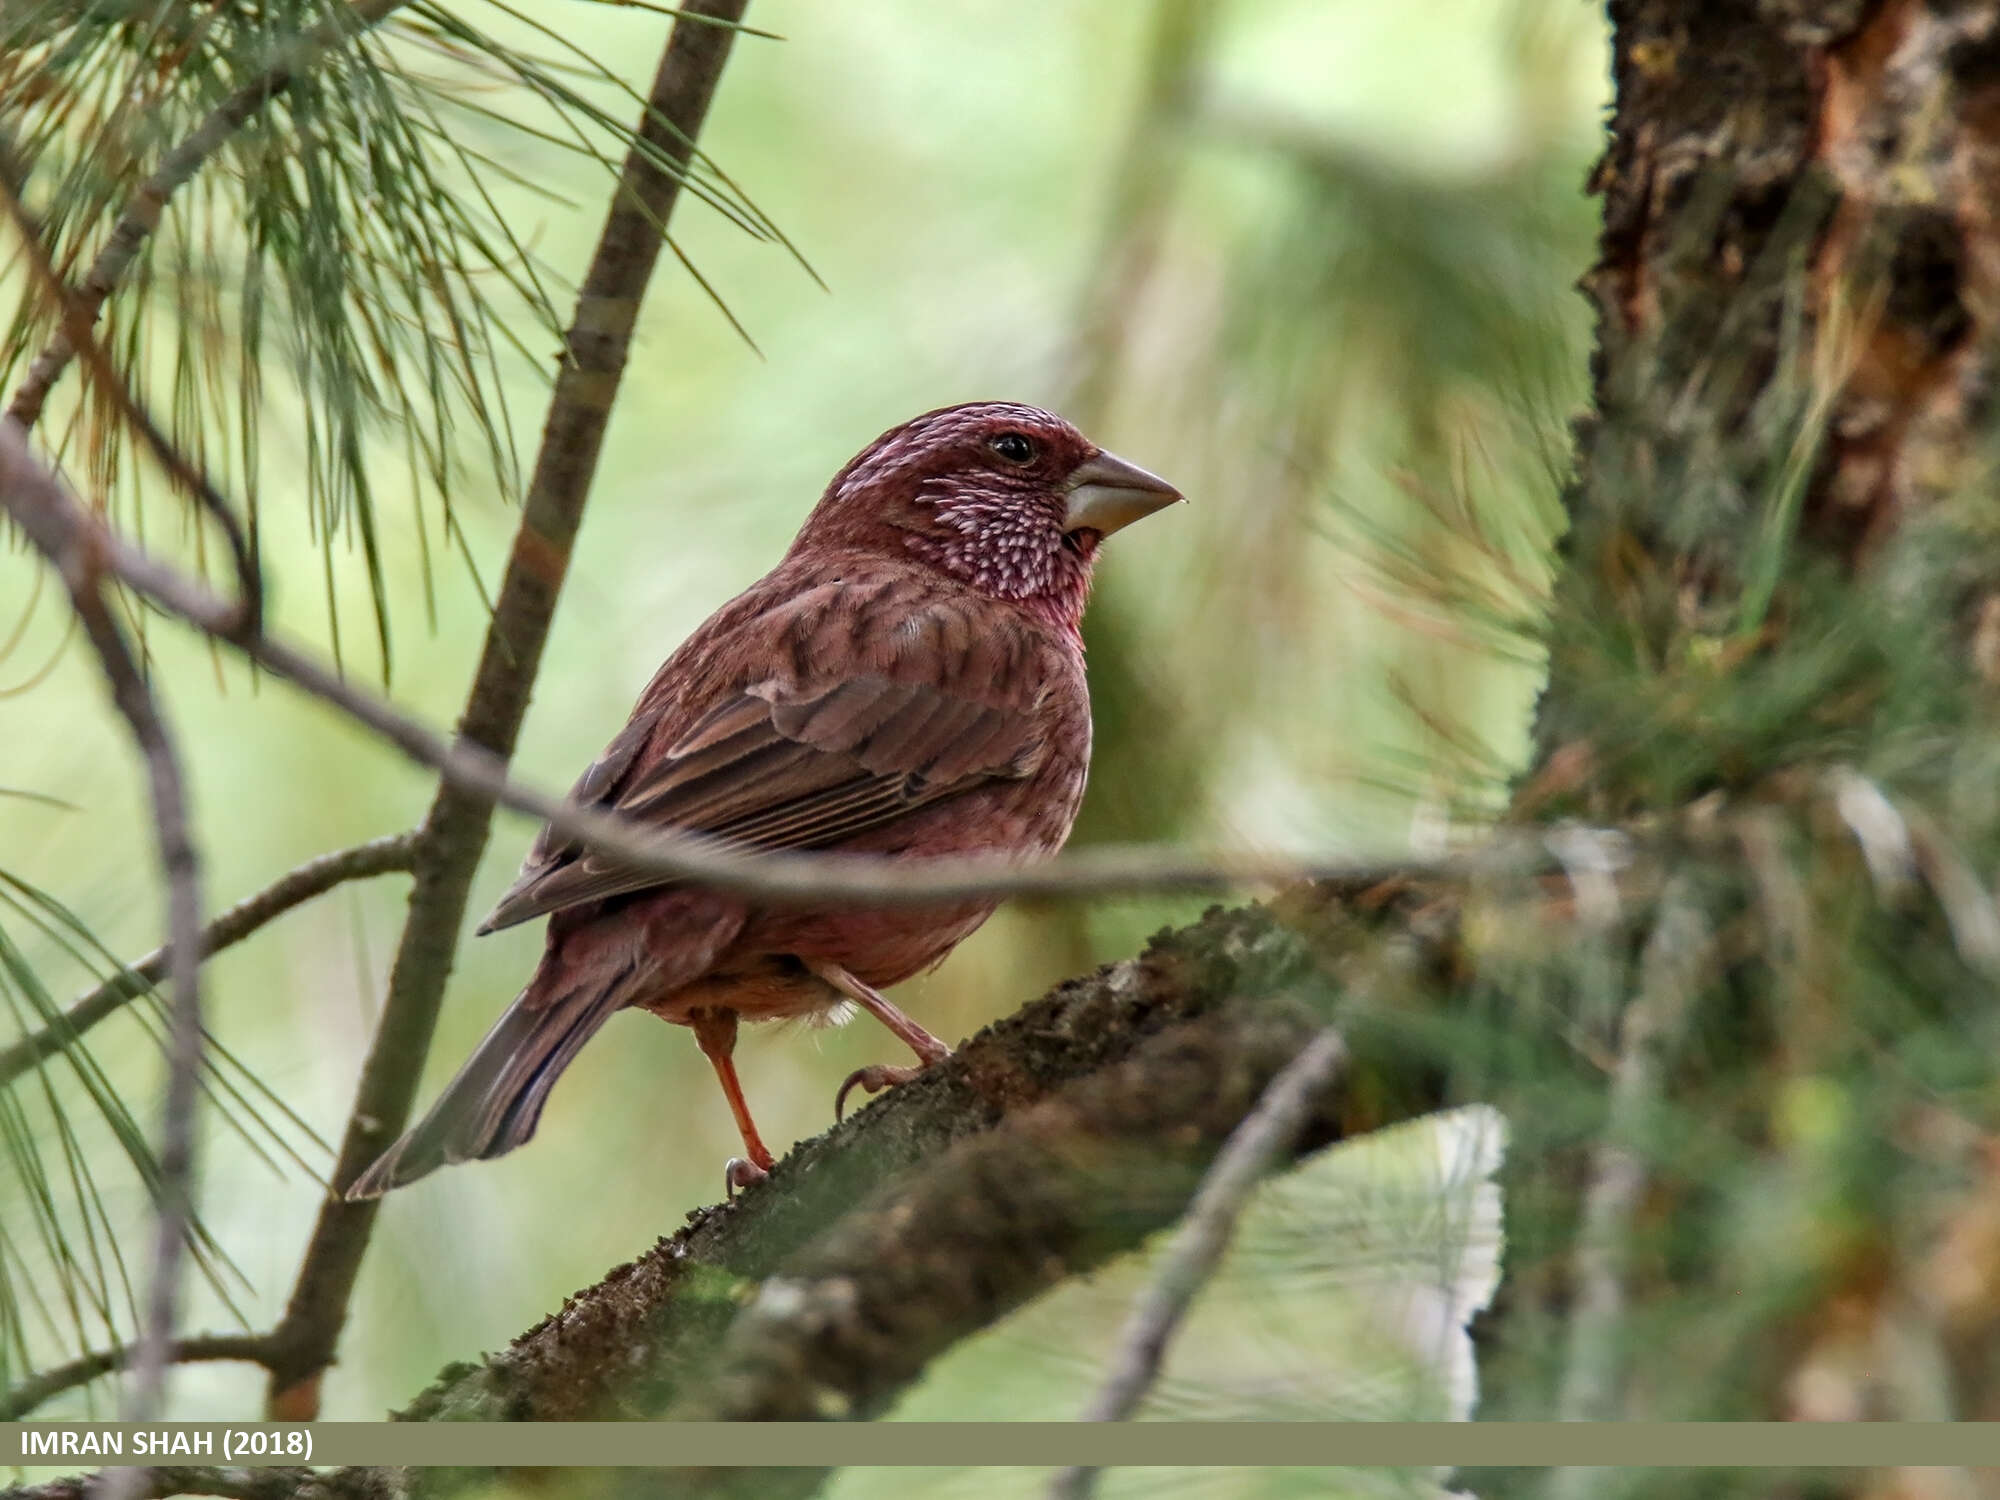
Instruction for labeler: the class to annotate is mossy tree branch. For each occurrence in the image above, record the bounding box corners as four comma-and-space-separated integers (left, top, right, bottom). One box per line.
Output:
382, 893, 1455, 1499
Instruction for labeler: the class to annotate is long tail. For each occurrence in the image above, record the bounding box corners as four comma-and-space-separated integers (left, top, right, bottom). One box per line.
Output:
344, 982, 624, 1200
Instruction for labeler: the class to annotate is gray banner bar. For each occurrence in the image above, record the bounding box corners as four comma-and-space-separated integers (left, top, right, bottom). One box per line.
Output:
5, 1422, 2000, 1468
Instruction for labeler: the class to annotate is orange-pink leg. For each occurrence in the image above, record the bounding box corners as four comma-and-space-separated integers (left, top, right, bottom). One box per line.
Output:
808, 962, 953, 1121
690, 1007, 774, 1195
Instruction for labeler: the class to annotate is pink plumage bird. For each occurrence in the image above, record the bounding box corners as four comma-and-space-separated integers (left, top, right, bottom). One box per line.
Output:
348, 402, 1181, 1199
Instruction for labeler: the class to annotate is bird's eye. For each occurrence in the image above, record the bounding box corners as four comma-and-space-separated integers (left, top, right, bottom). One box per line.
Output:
989, 432, 1038, 465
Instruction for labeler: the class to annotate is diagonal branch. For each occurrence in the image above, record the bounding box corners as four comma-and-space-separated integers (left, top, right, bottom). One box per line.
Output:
1545, 878, 1713, 1500
0, 832, 419, 1092
70, 599, 200, 1433
143, 607, 1566, 905
262, 0, 754, 1421
4, 0, 414, 435
671, 1011, 1349, 1429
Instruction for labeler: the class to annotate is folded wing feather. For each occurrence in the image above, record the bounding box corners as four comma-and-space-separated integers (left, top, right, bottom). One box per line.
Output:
474, 673, 1042, 933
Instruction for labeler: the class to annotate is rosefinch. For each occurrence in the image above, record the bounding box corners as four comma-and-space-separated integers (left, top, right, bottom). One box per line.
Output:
348, 402, 1180, 1198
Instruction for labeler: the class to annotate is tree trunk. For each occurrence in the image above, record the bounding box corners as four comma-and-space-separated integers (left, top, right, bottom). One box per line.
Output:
1490, 0, 2000, 1463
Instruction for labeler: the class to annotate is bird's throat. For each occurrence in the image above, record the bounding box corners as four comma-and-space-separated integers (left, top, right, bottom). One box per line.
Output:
906, 518, 1096, 640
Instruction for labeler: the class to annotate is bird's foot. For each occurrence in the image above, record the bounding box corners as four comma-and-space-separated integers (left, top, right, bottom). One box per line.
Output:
835, 1059, 935, 1122
724, 1154, 771, 1199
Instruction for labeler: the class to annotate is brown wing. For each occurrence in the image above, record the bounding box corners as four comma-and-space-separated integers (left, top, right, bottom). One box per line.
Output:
475, 674, 1045, 933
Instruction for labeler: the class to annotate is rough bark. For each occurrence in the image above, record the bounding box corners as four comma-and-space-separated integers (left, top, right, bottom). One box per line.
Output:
1496, 0, 2000, 1460
1537, 0, 2000, 782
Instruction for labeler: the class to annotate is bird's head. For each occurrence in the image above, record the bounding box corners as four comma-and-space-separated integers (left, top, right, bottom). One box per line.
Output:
795, 401, 1181, 632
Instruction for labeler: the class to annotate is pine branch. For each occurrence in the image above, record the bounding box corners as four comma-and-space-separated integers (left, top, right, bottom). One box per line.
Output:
261, 0, 753, 1421
5, 0, 413, 434
0, 833, 419, 1092
0, 155, 261, 631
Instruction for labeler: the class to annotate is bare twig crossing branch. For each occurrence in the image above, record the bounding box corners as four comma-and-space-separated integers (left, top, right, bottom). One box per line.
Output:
1549, 880, 1710, 1446
0, 413, 1561, 905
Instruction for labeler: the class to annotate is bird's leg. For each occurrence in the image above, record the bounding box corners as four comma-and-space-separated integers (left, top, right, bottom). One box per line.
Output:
808, 961, 953, 1121
690, 1007, 774, 1196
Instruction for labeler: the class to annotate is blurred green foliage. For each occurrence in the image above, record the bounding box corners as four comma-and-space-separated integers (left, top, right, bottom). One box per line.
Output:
0, 0, 1605, 1437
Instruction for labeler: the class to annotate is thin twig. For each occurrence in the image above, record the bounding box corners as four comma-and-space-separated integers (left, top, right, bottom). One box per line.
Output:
0, 833, 419, 1091
0, 1333, 272, 1421
1048, 1028, 1348, 1500
77, 642, 197, 1429
1898, 800, 2000, 977
0, 411, 215, 1432
262, 0, 754, 1420
5, 0, 415, 435
0, 416, 1569, 906
232, 634, 1557, 903
1545, 879, 1711, 1500
263, 626, 1563, 903
260, 621, 1564, 900
28, 565, 204, 1427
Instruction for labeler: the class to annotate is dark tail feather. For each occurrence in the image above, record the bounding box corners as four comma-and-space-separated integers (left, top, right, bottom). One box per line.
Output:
345, 983, 624, 1200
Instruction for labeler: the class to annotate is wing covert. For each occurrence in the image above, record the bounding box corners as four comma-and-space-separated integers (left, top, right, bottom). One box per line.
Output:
475, 672, 1042, 932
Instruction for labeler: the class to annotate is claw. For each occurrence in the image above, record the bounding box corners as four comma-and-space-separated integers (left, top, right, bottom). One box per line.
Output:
725, 1155, 770, 1198
834, 1062, 927, 1122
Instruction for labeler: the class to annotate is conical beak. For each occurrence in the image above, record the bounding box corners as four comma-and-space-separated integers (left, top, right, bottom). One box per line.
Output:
1063, 449, 1182, 537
